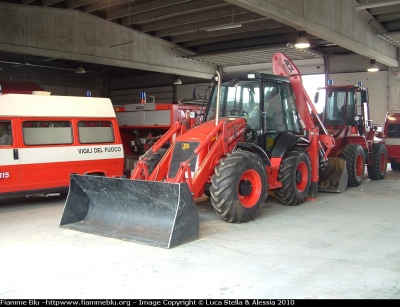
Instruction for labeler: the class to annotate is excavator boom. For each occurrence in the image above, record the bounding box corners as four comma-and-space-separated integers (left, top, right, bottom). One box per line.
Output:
272, 52, 347, 193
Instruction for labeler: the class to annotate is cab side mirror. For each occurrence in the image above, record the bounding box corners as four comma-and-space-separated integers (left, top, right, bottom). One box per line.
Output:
314, 92, 319, 104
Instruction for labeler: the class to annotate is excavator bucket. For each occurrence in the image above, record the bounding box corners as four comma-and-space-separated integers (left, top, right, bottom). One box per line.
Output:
59, 174, 199, 248
318, 157, 348, 193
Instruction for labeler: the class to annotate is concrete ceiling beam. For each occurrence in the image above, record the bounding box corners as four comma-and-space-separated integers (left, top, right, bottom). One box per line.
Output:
0, 3, 216, 79
225, 0, 398, 67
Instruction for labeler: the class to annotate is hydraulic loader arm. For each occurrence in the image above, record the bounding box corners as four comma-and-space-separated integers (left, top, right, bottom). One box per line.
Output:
130, 121, 186, 180
272, 52, 334, 158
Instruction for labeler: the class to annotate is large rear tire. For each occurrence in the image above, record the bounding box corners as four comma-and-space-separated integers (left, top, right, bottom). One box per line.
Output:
274, 147, 311, 206
341, 144, 365, 187
210, 150, 267, 223
367, 143, 387, 180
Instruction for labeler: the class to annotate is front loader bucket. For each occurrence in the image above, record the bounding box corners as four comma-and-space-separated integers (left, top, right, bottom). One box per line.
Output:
318, 158, 348, 193
60, 174, 199, 248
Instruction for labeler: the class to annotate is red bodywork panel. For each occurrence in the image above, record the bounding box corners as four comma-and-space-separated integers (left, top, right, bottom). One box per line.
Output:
383, 112, 400, 163
131, 118, 248, 198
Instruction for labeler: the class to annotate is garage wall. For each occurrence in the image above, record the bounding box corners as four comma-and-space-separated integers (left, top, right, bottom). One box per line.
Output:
176, 83, 211, 102
0, 64, 106, 97
328, 71, 389, 127
109, 74, 210, 105
328, 54, 387, 74
389, 67, 400, 112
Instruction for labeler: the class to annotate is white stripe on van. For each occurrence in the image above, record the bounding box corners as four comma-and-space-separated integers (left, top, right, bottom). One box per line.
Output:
1, 145, 123, 166
0, 149, 19, 165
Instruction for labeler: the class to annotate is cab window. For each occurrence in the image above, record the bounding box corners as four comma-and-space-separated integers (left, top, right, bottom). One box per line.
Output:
388, 124, 400, 138
207, 80, 261, 129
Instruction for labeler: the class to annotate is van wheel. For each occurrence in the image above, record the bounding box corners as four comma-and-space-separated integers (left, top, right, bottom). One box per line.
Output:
275, 147, 311, 206
367, 143, 387, 180
210, 150, 267, 223
341, 144, 365, 187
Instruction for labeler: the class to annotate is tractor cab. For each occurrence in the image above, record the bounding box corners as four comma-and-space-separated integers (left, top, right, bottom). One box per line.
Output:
205, 72, 303, 153
317, 81, 372, 137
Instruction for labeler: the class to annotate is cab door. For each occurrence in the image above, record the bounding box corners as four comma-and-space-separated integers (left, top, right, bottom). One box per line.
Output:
0, 119, 20, 194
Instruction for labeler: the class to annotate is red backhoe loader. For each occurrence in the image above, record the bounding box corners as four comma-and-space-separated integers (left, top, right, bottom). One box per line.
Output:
60, 52, 347, 248
314, 81, 388, 187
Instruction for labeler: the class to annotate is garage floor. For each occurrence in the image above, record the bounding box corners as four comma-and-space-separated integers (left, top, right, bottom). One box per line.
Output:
1, 169, 400, 300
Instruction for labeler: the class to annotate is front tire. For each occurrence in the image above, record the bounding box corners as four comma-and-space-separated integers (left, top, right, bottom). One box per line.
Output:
275, 147, 311, 206
341, 144, 365, 187
210, 150, 267, 223
367, 143, 387, 180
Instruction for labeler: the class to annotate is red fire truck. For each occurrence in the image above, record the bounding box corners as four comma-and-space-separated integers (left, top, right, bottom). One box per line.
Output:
382, 112, 400, 171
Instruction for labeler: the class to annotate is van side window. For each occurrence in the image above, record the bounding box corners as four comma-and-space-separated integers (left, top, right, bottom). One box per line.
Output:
78, 121, 115, 143
23, 121, 73, 145
0, 120, 12, 145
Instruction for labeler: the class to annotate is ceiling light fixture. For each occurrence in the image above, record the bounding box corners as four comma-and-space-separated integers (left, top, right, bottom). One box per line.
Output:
367, 59, 379, 72
173, 76, 182, 85
205, 4, 241, 32
205, 23, 242, 32
75, 66, 85, 74
295, 31, 310, 49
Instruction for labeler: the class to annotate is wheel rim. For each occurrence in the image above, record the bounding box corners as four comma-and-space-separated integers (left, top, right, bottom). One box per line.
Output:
295, 161, 309, 192
238, 169, 262, 208
355, 153, 364, 178
379, 152, 386, 173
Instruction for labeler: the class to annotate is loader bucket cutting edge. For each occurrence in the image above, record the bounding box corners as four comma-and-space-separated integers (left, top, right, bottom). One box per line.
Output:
318, 158, 348, 193
60, 174, 199, 248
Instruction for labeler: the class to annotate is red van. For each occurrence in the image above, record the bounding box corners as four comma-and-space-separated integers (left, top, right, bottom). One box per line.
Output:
0, 92, 124, 198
